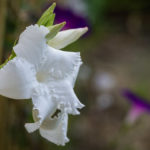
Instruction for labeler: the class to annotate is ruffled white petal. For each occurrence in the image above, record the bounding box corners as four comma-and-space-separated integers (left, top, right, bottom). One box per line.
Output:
39, 113, 69, 146
48, 80, 84, 115
48, 27, 88, 49
67, 57, 82, 87
25, 87, 57, 133
25, 121, 41, 133
0, 57, 36, 99
39, 46, 82, 81
13, 25, 49, 70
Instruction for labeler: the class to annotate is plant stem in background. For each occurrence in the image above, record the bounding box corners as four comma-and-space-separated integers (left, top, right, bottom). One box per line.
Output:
0, 0, 7, 62
0, 0, 8, 149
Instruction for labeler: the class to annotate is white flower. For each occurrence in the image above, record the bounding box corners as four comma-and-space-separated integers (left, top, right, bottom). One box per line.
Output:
0, 24, 87, 145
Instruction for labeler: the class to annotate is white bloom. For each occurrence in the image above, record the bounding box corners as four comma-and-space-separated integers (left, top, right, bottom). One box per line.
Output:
0, 24, 87, 145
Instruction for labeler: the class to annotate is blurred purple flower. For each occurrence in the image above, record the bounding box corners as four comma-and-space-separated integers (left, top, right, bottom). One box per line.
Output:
123, 90, 150, 124
43, 3, 89, 30
54, 6, 88, 30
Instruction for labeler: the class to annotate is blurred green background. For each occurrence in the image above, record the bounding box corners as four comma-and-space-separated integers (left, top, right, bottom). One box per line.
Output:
1, 0, 150, 150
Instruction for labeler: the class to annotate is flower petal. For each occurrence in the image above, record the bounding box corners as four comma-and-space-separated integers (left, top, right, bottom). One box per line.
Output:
48, 27, 88, 49
13, 25, 49, 70
125, 105, 144, 124
67, 59, 82, 87
24, 121, 41, 133
39, 46, 82, 82
0, 58, 36, 99
25, 88, 57, 133
39, 113, 69, 146
48, 80, 84, 115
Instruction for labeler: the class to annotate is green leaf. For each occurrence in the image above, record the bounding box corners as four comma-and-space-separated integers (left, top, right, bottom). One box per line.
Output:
37, 3, 56, 26
46, 22, 66, 40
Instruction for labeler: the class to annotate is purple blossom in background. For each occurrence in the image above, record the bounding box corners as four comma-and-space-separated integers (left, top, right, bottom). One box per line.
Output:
55, 7, 88, 29
122, 89, 150, 124
44, 3, 89, 30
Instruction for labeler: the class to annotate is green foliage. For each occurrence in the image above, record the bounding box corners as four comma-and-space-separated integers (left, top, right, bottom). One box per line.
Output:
85, 0, 108, 24
133, 82, 150, 101
37, 2, 56, 27
46, 22, 66, 41
85, 0, 150, 25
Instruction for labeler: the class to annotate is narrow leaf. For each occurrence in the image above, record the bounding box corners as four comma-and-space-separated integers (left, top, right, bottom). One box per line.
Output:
46, 22, 66, 40
37, 3, 56, 26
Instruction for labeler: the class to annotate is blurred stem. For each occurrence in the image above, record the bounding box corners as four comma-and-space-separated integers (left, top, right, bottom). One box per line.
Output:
0, 0, 7, 62
0, 0, 8, 149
